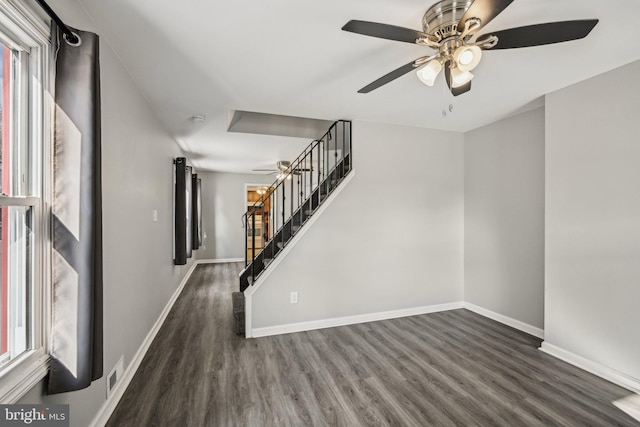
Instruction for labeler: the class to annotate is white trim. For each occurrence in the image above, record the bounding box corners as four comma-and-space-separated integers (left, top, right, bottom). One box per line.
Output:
245, 292, 253, 337
244, 171, 356, 337
198, 258, 244, 264
0, 349, 49, 403
540, 342, 640, 394
612, 394, 640, 423
0, 0, 50, 44
0, 0, 51, 405
463, 302, 544, 339
89, 260, 199, 427
244, 182, 272, 213
0, 196, 39, 206
250, 302, 464, 338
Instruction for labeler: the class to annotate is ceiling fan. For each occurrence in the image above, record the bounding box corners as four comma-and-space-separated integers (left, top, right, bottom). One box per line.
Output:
342, 0, 598, 96
253, 161, 313, 178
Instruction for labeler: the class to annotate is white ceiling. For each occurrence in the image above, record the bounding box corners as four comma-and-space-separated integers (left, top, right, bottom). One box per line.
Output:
76, 0, 640, 173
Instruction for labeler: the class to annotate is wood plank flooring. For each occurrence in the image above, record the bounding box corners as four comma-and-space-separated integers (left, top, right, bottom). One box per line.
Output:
106, 263, 639, 426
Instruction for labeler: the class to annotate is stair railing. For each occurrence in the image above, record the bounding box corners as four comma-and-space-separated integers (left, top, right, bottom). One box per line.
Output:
242, 120, 352, 289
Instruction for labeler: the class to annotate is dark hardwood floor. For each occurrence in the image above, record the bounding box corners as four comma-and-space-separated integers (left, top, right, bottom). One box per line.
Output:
106, 263, 639, 426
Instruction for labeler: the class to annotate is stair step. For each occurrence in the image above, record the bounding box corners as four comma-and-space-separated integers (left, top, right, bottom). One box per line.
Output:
232, 292, 245, 335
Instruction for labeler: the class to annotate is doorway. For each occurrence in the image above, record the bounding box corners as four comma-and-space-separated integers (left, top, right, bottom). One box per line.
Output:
245, 185, 272, 260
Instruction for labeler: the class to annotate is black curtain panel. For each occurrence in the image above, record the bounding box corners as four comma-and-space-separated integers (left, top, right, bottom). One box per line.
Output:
191, 174, 201, 250
48, 24, 103, 394
174, 158, 188, 265
185, 166, 193, 259
196, 178, 203, 248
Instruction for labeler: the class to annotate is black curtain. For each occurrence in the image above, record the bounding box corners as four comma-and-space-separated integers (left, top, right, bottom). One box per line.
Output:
191, 174, 202, 250
48, 24, 103, 394
196, 178, 203, 247
185, 166, 193, 259
174, 158, 188, 265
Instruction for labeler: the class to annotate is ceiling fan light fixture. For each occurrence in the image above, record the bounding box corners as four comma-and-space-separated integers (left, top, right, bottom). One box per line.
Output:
450, 67, 474, 88
276, 173, 292, 181
416, 59, 442, 86
453, 45, 482, 72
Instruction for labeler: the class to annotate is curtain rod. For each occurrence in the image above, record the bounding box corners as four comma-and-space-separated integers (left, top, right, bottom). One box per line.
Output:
34, 0, 79, 44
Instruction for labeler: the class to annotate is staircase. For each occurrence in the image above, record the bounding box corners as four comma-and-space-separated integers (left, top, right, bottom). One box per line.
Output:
239, 120, 352, 292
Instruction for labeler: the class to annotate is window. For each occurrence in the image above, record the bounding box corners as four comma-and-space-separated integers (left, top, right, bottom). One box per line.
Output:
0, 0, 51, 402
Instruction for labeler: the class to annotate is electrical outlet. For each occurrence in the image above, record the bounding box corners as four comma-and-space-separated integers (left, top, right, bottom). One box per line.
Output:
290, 291, 298, 304
152, 210, 158, 222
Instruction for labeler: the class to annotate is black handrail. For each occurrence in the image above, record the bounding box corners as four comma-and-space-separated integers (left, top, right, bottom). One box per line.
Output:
241, 121, 352, 288
246, 121, 347, 212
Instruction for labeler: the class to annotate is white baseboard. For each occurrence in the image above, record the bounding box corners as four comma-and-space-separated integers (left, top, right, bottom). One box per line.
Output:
250, 302, 464, 338
89, 260, 200, 427
463, 302, 544, 339
540, 342, 640, 394
197, 258, 244, 264
613, 394, 640, 422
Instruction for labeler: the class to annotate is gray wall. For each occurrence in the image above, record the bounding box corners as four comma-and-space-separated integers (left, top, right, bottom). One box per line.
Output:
545, 59, 640, 380
251, 120, 464, 328
464, 108, 545, 329
18, 1, 196, 426
198, 171, 275, 260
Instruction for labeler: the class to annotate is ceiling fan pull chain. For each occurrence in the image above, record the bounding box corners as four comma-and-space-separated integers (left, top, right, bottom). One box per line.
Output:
441, 76, 448, 118
441, 76, 446, 117
448, 75, 454, 114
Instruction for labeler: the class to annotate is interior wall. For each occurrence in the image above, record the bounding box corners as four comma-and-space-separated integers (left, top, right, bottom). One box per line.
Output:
17, 1, 196, 426
545, 59, 640, 381
198, 171, 275, 260
251, 120, 464, 329
464, 107, 545, 329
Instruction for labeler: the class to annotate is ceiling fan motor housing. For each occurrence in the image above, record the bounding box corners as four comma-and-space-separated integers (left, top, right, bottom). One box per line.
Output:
423, 0, 473, 42
277, 160, 291, 171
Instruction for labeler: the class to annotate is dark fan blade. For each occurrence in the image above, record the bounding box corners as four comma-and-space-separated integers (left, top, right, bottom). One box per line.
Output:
444, 61, 472, 97
444, 61, 452, 88
458, 0, 515, 32
342, 20, 429, 44
483, 20, 598, 50
452, 81, 472, 96
358, 60, 418, 94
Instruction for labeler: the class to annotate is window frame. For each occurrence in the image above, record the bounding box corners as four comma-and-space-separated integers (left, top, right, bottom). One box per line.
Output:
0, 0, 52, 403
